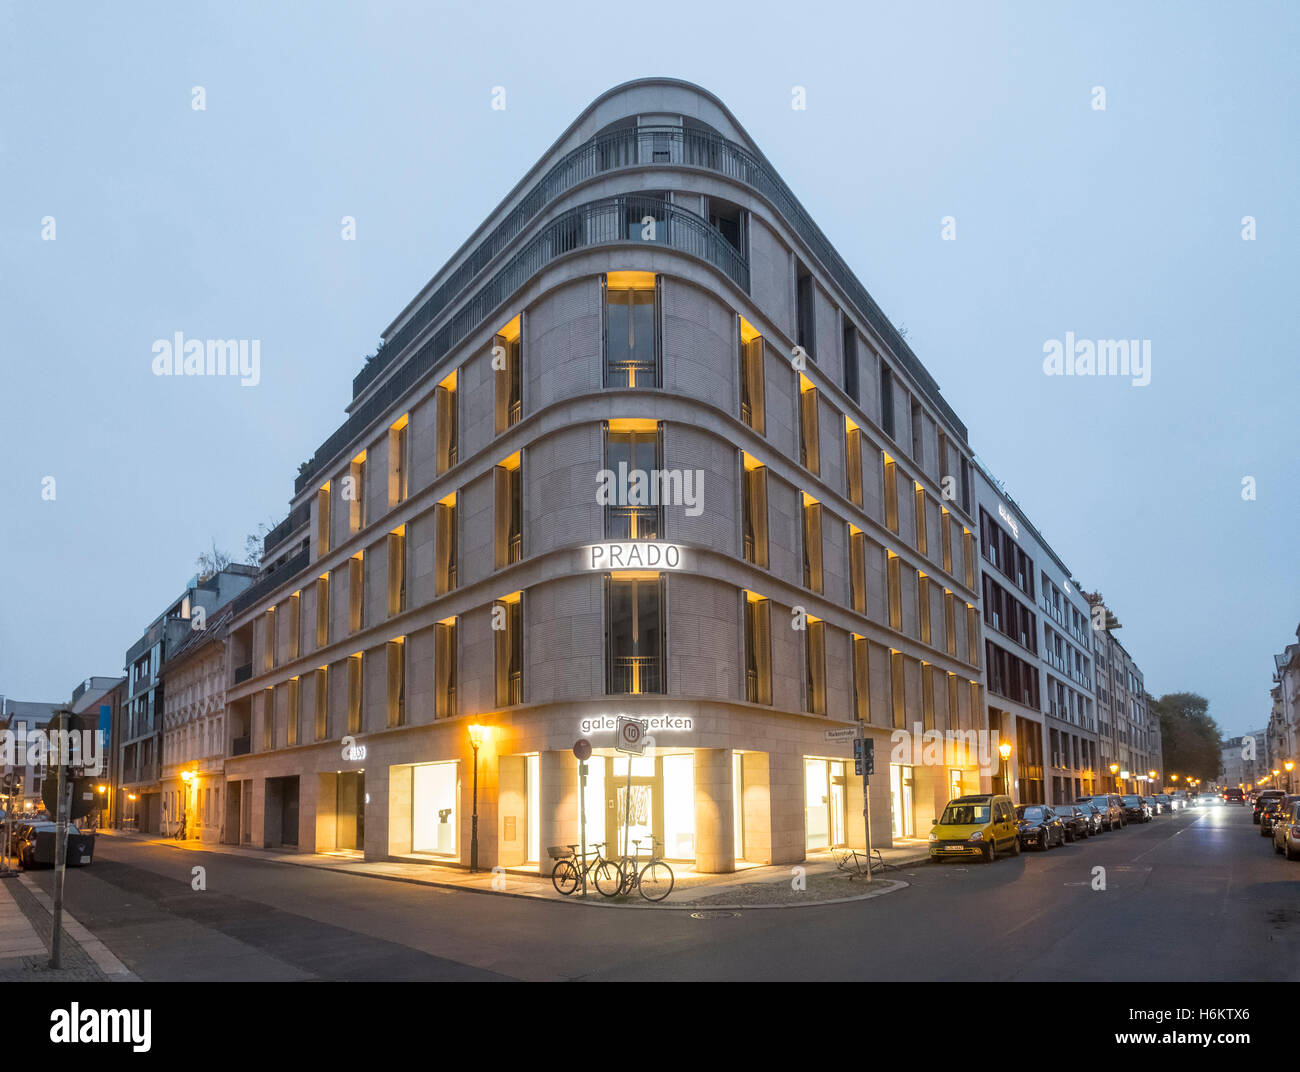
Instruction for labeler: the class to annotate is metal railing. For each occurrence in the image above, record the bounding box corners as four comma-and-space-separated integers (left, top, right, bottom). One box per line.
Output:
608, 656, 663, 695
297, 194, 746, 495
604, 505, 662, 540
233, 663, 253, 684
231, 737, 251, 756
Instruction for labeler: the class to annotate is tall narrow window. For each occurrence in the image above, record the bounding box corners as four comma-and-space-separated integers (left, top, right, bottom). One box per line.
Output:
436, 493, 458, 595
494, 315, 523, 433
264, 606, 276, 670
804, 617, 826, 715
603, 420, 661, 539
880, 365, 895, 439
495, 453, 523, 568
910, 399, 923, 464
388, 414, 409, 507
842, 319, 859, 403
967, 604, 980, 666
436, 370, 458, 474
918, 574, 932, 645
387, 527, 406, 616
744, 592, 772, 705
314, 667, 328, 741
739, 320, 765, 434
887, 553, 902, 631
922, 664, 935, 731
315, 573, 330, 648
945, 590, 957, 655
963, 529, 976, 589
890, 651, 906, 729
802, 494, 823, 593
883, 453, 899, 533
603, 272, 659, 387
495, 593, 523, 707
845, 419, 863, 506
348, 553, 364, 633
798, 375, 820, 474
288, 591, 300, 660
941, 509, 953, 573
915, 485, 928, 555
742, 456, 769, 568
849, 527, 866, 614
316, 483, 331, 556
853, 635, 870, 721
287, 677, 300, 747
948, 671, 961, 731
960, 456, 971, 514
262, 688, 274, 751
387, 638, 406, 727
795, 264, 816, 360
435, 619, 458, 718
606, 575, 664, 695
346, 654, 362, 734
348, 451, 367, 532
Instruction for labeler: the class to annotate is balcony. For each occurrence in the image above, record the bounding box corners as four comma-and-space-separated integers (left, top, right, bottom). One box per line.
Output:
604, 505, 662, 541
609, 656, 664, 695
233, 662, 253, 685
231, 736, 251, 757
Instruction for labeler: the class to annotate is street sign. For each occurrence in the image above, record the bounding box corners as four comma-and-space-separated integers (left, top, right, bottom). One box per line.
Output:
573, 738, 592, 762
615, 717, 648, 755
824, 727, 858, 742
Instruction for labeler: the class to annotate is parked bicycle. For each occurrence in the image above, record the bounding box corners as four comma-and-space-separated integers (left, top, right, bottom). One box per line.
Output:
548, 841, 621, 896
609, 837, 675, 902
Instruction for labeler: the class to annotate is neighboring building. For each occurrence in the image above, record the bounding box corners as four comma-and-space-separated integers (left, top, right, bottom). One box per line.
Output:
1269, 625, 1299, 793
160, 607, 235, 841
120, 565, 256, 831
1220, 729, 1266, 791
973, 463, 1098, 806
68, 675, 127, 825
221, 78, 988, 871
1085, 597, 1158, 795
0, 697, 62, 812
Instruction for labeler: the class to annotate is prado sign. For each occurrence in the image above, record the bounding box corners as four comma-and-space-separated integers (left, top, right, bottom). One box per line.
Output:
584, 542, 684, 571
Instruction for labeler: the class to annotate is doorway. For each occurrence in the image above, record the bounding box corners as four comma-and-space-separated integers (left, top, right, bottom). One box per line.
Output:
336, 771, 365, 851
890, 764, 915, 838
804, 759, 847, 851
264, 776, 300, 848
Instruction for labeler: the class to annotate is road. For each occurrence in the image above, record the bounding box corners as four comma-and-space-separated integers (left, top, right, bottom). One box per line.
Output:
22, 805, 1299, 981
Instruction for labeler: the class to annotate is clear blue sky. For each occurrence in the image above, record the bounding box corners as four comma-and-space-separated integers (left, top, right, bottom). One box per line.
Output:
2, 1, 1296, 735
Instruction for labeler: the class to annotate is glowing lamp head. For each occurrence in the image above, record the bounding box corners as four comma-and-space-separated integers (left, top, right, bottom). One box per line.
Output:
181, 770, 194, 783
1286, 761, 1295, 773
96, 785, 106, 794
1109, 764, 1119, 775
998, 741, 1012, 761
467, 724, 487, 750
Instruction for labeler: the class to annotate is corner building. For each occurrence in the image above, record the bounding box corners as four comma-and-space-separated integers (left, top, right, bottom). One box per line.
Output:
222, 79, 986, 872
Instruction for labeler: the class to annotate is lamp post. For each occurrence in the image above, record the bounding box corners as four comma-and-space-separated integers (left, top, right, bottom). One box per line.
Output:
180, 769, 194, 839
1286, 761, 1295, 793
96, 784, 106, 832
1110, 763, 1120, 793
998, 741, 1012, 798
467, 724, 486, 873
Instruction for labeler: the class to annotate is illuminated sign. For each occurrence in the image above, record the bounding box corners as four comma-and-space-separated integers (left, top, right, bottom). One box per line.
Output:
997, 504, 1019, 540
578, 715, 694, 735
584, 542, 684, 570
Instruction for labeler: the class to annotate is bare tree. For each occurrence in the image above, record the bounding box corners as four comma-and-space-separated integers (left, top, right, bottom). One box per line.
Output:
244, 518, 280, 567
195, 541, 232, 581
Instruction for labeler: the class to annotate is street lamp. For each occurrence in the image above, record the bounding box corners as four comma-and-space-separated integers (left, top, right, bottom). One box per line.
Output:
998, 741, 1012, 797
467, 724, 488, 873
1286, 761, 1295, 792
180, 769, 195, 840
1110, 763, 1120, 792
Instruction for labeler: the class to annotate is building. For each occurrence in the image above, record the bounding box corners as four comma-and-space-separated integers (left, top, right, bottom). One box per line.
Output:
1269, 625, 1299, 793
1085, 597, 1159, 795
0, 698, 63, 812
68, 675, 126, 825
220, 78, 989, 872
159, 608, 235, 841
120, 565, 256, 831
973, 463, 1099, 806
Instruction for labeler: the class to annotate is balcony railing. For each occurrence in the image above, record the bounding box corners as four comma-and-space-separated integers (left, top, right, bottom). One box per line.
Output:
233, 663, 253, 684
608, 656, 664, 695
296, 193, 747, 495
231, 736, 251, 757
604, 505, 662, 541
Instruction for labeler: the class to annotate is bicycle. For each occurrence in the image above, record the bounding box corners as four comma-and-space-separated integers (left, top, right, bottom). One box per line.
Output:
549, 841, 621, 896
610, 837, 675, 902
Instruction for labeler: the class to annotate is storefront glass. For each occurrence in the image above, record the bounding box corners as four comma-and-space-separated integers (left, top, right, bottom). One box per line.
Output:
412, 762, 458, 856
890, 763, 915, 838
662, 753, 694, 860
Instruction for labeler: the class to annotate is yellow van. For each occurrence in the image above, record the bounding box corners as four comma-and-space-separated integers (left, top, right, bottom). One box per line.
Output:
929, 794, 1021, 863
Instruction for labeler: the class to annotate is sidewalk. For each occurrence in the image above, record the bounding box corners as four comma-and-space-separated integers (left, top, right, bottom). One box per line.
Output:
0, 873, 135, 981
101, 828, 930, 909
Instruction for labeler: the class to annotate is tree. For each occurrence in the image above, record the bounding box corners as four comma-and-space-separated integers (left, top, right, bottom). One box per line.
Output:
1152, 692, 1223, 782
244, 518, 280, 567
195, 541, 231, 581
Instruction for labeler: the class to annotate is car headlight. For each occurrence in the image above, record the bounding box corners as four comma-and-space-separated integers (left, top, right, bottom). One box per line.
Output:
968, 831, 984, 841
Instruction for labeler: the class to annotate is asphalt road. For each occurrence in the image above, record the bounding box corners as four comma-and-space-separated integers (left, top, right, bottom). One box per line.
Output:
23, 804, 1299, 981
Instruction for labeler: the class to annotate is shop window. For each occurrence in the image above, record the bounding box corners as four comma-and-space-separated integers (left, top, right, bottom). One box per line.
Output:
744, 592, 772, 705
412, 762, 458, 856
495, 453, 523, 567
662, 754, 696, 861
604, 421, 661, 539
603, 272, 660, 388
742, 457, 769, 567
606, 575, 664, 695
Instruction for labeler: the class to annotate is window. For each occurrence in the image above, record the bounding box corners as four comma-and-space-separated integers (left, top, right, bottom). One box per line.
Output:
918, 574, 931, 645
348, 553, 364, 633
604, 421, 660, 539
346, 654, 362, 734
915, 485, 928, 555
606, 575, 664, 695
387, 528, 406, 616
802, 494, 823, 592
316, 483, 331, 556
910, 399, 923, 464
387, 638, 405, 727
804, 618, 826, 715
853, 635, 870, 721
941, 509, 953, 573
842, 320, 859, 403
739, 320, 765, 434
887, 553, 902, 631
436, 370, 458, 474
264, 606, 276, 670
883, 453, 899, 532
494, 315, 523, 433
314, 667, 328, 740
960, 456, 971, 514
288, 591, 300, 660
495, 453, 523, 568
890, 651, 906, 728
798, 375, 820, 474
849, 527, 867, 614
436, 493, 457, 595
389, 415, 409, 506
880, 365, 895, 438
604, 272, 659, 387
945, 590, 957, 655
795, 264, 816, 359
287, 677, 300, 747
495, 593, 523, 707
316, 574, 330, 648
742, 457, 769, 567
435, 619, 457, 718
967, 605, 980, 666
845, 419, 863, 506
744, 593, 772, 705
922, 664, 935, 731
348, 451, 367, 532
708, 197, 746, 255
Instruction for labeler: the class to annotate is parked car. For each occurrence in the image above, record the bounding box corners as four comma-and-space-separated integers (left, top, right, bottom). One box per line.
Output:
1074, 801, 1106, 834
1120, 794, 1152, 823
1142, 795, 1162, 816
1056, 804, 1094, 840
15, 822, 95, 869
1254, 789, 1286, 825
1272, 801, 1300, 860
1223, 787, 1245, 805
1259, 796, 1290, 836
1079, 794, 1125, 831
1155, 793, 1175, 812
929, 794, 1021, 863
1016, 804, 1067, 851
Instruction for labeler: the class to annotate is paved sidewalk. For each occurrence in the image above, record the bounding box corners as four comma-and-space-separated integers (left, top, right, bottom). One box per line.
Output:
0, 873, 136, 981
100, 828, 930, 908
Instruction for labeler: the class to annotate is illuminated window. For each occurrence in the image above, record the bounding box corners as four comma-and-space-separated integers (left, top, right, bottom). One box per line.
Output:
849, 526, 866, 614
348, 553, 364, 633
606, 575, 664, 695
495, 453, 523, 568
915, 484, 928, 556
883, 453, 899, 533
316, 483, 331, 557
742, 456, 769, 567
287, 677, 300, 747
264, 606, 276, 670
436, 619, 458, 718
348, 451, 367, 532
603, 272, 659, 388
387, 638, 406, 728
314, 667, 328, 741
798, 374, 820, 474
853, 635, 870, 721
802, 494, 823, 593
495, 593, 523, 707
804, 617, 826, 715
436, 493, 457, 595
744, 592, 772, 705
436, 370, 458, 474
845, 418, 863, 506
604, 421, 660, 539
389, 414, 409, 506
494, 315, 523, 433
887, 553, 902, 631
387, 527, 406, 616
288, 591, 300, 660
315, 574, 330, 649
346, 654, 362, 734
918, 574, 932, 645
739, 319, 765, 434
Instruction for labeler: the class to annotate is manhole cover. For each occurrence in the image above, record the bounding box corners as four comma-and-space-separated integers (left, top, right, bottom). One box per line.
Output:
690, 911, 742, 919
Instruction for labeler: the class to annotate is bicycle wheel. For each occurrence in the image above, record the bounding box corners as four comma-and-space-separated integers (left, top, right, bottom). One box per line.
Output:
551, 858, 579, 896
593, 859, 624, 897
637, 861, 674, 902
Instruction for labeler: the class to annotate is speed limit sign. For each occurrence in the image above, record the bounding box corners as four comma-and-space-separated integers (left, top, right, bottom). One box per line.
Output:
615, 716, 648, 755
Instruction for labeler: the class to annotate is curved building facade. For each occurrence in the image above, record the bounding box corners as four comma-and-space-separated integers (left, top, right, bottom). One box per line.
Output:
220, 79, 988, 872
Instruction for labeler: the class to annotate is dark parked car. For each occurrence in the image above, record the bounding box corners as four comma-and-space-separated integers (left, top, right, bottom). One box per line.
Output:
1155, 793, 1175, 813
1272, 801, 1300, 860
1079, 794, 1125, 831
1254, 789, 1286, 825
1120, 795, 1152, 823
1056, 804, 1094, 840
1143, 795, 1162, 816
1073, 801, 1106, 834
15, 822, 95, 869
1261, 795, 1300, 838
1016, 804, 1066, 851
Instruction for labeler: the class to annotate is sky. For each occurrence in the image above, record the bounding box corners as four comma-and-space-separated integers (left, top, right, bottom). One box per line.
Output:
1, 1, 1296, 736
